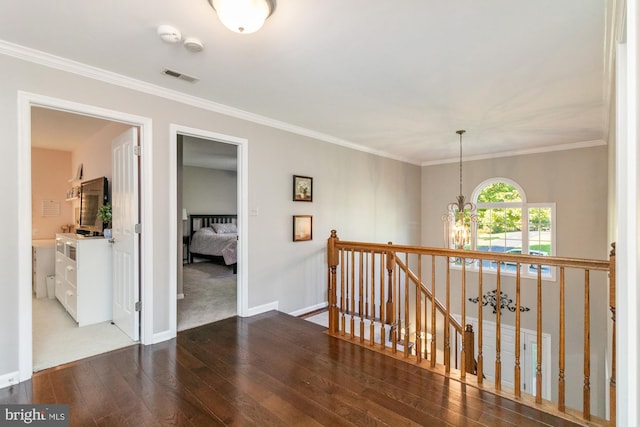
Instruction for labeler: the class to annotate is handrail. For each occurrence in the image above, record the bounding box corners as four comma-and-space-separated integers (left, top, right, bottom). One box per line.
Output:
394, 254, 463, 334
334, 240, 610, 271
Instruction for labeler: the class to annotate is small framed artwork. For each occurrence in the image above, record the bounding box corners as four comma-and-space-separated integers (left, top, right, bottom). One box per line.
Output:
293, 175, 313, 202
293, 215, 312, 241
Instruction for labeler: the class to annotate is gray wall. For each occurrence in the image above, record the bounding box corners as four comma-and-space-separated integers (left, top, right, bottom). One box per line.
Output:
0, 54, 422, 378
421, 145, 609, 415
183, 166, 237, 218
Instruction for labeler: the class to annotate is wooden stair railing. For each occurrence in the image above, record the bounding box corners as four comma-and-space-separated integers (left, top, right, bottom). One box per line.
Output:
394, 253, 480, 374
326, 230, 616, 426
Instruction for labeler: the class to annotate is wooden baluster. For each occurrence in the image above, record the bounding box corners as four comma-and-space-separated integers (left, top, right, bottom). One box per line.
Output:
495, 263, 501, 391
350, 250, 355, 338
431, 256, 437, 368
514, 265, 521, 398
359, 251, 365, 343
403, 253, 410, 358
452, 326, 460, 369
394, 265, 400, 353
536, 267, 542, 404
341, 248, 346, 335
369, 251, 375, 347
380, 251, 386, 350
558, 267, 565, 412
445, 260, 451, 373
416, 254, 422, 363
461, 261, 467, 379
327, 230, 339, 334
477, 262, 483, 384
609, 243, 616, 425
391, 260, 400, 353
583, 270, 591, 420
423, 269, 428, 361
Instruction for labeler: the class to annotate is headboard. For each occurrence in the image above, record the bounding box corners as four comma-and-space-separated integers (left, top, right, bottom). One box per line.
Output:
189, 214, 237, 236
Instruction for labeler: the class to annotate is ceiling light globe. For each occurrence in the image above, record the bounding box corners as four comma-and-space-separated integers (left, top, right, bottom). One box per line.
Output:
210, 0, 273, 34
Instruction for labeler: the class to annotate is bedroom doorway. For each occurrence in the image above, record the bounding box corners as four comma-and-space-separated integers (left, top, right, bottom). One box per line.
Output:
171, 126, 246, 332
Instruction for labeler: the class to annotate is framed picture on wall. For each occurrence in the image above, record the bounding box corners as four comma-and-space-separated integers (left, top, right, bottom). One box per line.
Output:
293, 215, 312, 241
293, 175, 313, 202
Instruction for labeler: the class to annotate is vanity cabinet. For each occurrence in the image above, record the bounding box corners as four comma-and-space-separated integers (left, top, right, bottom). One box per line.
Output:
55, 233, 112, 326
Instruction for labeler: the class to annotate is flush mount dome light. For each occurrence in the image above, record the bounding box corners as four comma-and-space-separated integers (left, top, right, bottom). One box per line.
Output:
208, 0, 276, 34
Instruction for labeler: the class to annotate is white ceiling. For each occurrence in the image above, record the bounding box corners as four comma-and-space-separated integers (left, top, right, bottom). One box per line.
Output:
0, 1, 606, 164
183, 136, 237, 170
30, 108, 125, 151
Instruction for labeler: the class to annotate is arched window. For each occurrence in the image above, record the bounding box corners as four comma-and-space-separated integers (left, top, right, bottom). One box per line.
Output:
472, 178, 555, 279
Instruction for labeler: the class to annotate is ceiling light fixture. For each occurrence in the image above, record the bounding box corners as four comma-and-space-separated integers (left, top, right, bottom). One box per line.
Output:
208, 0, 276, 34
443, 130, 477, 251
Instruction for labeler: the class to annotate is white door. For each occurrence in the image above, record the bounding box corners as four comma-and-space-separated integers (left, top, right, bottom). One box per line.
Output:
111, 127, 140, 341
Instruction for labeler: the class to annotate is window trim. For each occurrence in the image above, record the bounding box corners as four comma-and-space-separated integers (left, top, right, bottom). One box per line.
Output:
471, 177, 527, 204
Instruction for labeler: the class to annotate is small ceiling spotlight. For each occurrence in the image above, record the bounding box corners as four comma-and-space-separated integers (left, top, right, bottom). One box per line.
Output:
157, 25, 182, 43
208, 0, 276, 34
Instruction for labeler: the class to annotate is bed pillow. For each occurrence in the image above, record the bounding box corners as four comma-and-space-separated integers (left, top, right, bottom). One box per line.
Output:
212, 223, 237, 234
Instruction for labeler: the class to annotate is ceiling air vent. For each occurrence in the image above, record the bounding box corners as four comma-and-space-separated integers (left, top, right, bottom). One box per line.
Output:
161, 69, 199, 83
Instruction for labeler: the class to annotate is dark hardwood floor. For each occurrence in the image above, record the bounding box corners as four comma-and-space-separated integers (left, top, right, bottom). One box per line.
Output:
1, 311, 583, 426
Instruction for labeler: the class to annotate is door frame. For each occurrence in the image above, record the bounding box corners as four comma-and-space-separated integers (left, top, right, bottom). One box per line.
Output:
169, 124, 248, 335
17, 91, 154, 382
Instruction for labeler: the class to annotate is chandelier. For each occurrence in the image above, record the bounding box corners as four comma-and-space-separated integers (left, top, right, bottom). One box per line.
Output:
209, 0, 276, 34
443, 130, 477, 251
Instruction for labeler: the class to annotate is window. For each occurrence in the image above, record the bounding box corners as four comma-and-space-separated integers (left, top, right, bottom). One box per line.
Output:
471, 178, 555, 279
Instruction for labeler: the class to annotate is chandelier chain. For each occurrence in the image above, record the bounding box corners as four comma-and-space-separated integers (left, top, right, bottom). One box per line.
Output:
456, 130, 465, 198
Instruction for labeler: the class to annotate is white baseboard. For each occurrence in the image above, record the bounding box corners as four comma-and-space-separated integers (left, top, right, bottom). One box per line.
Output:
289, 301, 328, 317
0, 371, 20, 389
245, 301, 279, 317
151, 330, 176, 344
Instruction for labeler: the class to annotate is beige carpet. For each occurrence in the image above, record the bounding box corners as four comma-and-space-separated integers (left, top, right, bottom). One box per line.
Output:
178, 261, 237, 331
32, 297, 135, 372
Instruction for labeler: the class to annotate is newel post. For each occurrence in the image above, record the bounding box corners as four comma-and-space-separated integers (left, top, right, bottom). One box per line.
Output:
385, 242, 395, 325
609, 242, 616, 425
327, 230, 340, 334
464, 324, 476, 375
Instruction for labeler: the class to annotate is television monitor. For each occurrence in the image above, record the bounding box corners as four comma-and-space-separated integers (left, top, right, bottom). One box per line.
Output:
77, 177, 108, 235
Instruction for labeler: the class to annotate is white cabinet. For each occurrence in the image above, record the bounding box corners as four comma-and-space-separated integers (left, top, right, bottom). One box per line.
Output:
55, 233, 112, 326
32, 239, 55, 299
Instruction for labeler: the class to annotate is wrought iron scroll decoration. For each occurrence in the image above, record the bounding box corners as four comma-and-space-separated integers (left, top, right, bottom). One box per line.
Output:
468, 289, 530, 314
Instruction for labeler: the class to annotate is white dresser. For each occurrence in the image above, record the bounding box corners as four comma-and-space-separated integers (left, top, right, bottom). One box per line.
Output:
55, 233, 113, 326
32, 239, 55, 299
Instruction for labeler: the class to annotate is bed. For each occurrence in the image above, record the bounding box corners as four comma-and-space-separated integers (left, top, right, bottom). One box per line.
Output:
188, 214, 238, 273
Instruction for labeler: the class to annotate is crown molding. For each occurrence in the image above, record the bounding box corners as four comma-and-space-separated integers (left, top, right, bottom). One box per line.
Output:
421, 139, 607, 166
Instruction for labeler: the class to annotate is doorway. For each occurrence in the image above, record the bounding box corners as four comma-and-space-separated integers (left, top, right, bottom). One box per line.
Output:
169, 124, 248, 335
17, 92, 154, 382
178, 136, 238, 331
30, 107, 135, 371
